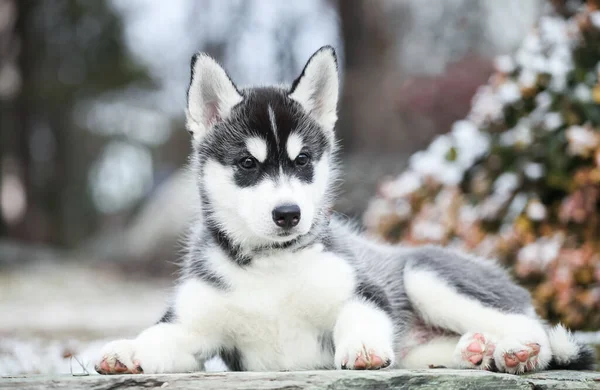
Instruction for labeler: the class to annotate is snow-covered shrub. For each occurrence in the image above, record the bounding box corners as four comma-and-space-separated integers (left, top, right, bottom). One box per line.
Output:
365, 0, 600, 330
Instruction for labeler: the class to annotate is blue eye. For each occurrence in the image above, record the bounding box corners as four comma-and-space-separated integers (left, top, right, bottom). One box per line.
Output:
295, 153, 310, 166
239, 156, 258, 170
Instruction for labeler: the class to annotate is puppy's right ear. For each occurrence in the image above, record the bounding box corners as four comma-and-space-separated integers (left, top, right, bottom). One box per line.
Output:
186, 53, 242, 142
289, 46, 339, 134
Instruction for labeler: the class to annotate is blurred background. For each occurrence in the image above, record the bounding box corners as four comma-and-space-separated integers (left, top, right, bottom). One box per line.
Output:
1, 0, 599, 375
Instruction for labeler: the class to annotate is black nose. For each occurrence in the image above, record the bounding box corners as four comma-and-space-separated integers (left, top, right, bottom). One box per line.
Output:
272, 204, 301, 229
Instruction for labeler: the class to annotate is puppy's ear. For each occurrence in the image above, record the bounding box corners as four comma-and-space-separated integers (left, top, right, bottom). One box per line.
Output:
289, 46, 339, 133
186, 53, 242, 142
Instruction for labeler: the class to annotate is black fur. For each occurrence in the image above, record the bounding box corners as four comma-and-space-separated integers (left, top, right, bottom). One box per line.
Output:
208, 225, 253, 267
157, 308, 175, 323
186, 53, 199, 113
218, 347, 245, 371
547, 344, 596, 371
186, 240, 230, 288
199, 88, 329, 189
318, 331, 335, 357
355, 279, 393, 315
201, 211, 305, 267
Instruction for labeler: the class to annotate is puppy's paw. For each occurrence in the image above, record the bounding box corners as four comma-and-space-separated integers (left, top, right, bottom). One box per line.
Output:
335, 337, 394, 370
95, 339, 144, 375
494, 339, 547, 374
454, 332, 497, 371
95, 338, 199, 374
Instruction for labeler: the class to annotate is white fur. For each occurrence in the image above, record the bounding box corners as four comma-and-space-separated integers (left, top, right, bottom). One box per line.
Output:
245, 137, 268, 163
202, 155, 330, 248
404, 268, 547, 340
98, 324, 203, 373
186, 54, 243, 141
268, 105, 278, 143
403, 268, 552, 373
547, 324, 580, 364
333, 299, 395, 369
99, 244, 357, 372
97, 47, 591, 377
286, 133, 304, 161
289, 47, 338, 134
400, 336, 460, 369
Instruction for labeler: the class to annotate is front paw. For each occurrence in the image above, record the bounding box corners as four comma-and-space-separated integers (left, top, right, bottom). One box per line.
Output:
335, 338, 394, 370
95, 339, 144, 375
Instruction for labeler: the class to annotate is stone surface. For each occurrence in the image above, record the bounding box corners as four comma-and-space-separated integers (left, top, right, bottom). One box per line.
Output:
1, 369, 600, 390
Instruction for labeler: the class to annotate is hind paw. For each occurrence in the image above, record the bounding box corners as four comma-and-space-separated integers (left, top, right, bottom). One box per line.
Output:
494, 340, 544, 374
454, 333, 497, 370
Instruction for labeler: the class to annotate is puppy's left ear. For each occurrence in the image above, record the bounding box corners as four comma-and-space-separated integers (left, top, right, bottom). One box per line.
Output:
289, 46, 339, 133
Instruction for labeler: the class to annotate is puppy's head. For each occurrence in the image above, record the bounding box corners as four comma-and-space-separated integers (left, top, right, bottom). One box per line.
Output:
186, 46, 339, 248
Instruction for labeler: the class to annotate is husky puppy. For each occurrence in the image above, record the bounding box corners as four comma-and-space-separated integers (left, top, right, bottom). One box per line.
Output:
96, 46, 595, 375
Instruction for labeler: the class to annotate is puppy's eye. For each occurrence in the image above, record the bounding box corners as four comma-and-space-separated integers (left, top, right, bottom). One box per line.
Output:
239, 156, 258, 170
295, 153, 310, 166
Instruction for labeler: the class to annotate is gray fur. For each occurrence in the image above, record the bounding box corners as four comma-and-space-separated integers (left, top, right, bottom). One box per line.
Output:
165, 46, 594, 373
96, 46, 594, 377
324, 219, 534, 339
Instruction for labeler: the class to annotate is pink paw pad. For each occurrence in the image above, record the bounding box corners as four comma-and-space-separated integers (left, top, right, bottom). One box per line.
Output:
461, 333, 495, 369
342, 349, 391, 370
503, 343, 540, 371
95, 357, 143, 375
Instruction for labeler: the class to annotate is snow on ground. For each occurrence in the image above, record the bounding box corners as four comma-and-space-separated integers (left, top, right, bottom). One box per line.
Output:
0, 262, 172, 375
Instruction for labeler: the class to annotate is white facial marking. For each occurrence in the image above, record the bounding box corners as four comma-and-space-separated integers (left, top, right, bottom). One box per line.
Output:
268, 105, 278, 143
286, 133, 303, 161
246, 137, 268, 163
203, 153, 331, 247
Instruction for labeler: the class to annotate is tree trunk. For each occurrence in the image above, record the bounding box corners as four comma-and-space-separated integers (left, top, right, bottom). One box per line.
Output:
0, 0, 26, 239
336, 0, 410, 154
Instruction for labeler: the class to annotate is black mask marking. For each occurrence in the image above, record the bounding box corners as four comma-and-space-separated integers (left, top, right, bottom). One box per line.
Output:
199, 88, 329, 188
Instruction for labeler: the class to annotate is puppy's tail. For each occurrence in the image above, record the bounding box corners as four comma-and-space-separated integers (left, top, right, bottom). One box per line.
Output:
546, 324, 596, 370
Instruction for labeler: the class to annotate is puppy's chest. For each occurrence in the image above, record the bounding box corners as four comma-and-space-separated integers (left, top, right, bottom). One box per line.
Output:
226, 249, 355, 323
220, 249, 355, 369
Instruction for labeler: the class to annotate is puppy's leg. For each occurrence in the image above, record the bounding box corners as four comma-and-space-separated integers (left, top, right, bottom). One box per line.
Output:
95, 322, 220, 374
333, 299, 395, 370
399, 336, 460, 369
403, 267, 552, 373
96, 278, 227, 374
